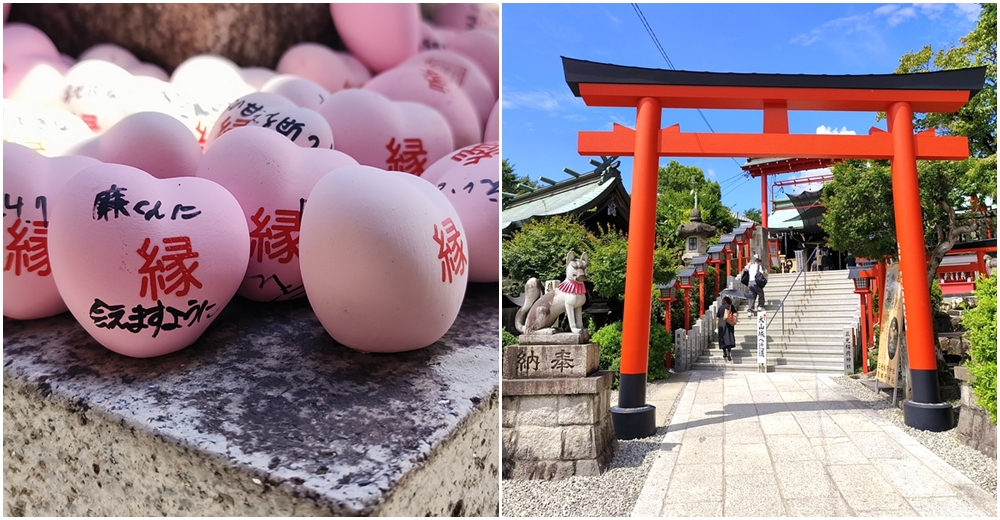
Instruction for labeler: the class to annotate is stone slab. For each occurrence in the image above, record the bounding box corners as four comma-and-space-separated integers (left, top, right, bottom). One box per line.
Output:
501, 343, 599, 379
516, 331, 590, 345
3, 283, 499, 516
501, 371, 614, 397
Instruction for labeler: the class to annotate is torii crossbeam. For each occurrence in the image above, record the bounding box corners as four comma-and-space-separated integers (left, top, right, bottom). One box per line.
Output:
563, 56, 986, 438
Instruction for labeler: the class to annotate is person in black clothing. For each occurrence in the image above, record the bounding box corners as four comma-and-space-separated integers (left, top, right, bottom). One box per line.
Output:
716, 296, 737, 362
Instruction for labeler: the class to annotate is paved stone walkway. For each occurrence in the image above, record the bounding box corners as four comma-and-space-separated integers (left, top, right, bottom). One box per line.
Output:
632, 371, 997, 517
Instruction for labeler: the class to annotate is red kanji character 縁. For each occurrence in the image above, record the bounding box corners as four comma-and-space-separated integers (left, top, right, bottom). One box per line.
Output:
424, 68, 448, 94
249, 207, 272, 263
136, 236, 202, 300
4, 219, 52, 276
432, 218, 467, 284
450, 143, 499, 165
268, 209, 300, 263
385, 137, 429, 175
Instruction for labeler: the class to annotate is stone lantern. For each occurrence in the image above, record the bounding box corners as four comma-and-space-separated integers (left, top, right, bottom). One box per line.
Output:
676, 204, 717, 263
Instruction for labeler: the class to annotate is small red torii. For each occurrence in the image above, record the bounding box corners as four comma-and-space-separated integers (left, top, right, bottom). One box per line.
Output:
562, 57, 986, 437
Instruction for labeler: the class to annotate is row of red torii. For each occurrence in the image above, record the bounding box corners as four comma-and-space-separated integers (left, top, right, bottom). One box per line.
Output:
561, 57, 986, 438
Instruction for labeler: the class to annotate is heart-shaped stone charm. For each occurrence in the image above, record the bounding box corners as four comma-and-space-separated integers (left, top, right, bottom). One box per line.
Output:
434, 3, 500, 31
48, 164, 250, 358
61, 59, 137, 133
300, 165, 467, 352
365, 63, 481, 149
403, 49, 496, 129
4, 23, 69, 108
66, 111, 203, 179
204, 92, 334, 150
3, 98, 94, 156
330, 3, 420, 73
275, 43, 351, 95
444, 29, 499, 96
196, 126, 358, 302
421, 141, 500, 282
484, 99, 499, 142
3, 142, 102, 319
78, 43, 169, 80
262, 74, 331, 111
317, 88, 453, 175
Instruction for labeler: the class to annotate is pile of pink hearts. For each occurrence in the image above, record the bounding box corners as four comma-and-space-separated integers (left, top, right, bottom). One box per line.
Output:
3, 3, 500, 359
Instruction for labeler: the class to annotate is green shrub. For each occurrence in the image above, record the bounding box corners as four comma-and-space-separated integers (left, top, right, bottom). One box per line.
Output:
962, 275, 997, 423
502, 329, 518, 347
592, 321, 672, 389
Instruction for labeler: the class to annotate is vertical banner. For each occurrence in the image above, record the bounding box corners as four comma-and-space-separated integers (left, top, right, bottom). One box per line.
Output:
876, 264, 903, 386
757, 310, 767, 369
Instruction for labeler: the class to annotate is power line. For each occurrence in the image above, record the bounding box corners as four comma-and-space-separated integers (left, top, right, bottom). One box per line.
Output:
631, 3, 744, 170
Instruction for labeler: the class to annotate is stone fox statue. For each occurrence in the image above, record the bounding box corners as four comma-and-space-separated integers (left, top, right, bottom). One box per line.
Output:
515, 251, 589, 334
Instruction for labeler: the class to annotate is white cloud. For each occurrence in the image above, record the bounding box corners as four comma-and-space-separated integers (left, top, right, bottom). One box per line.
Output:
502, 89, 567, 112
884, 6, 917, 27
707, 169, 716, 178
873, 5, 899, 17
917, 4, 947, 19
816, 125, 856, 135
954, 3, 981, 22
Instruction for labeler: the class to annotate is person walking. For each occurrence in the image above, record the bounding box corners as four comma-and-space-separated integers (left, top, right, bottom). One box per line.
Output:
745, 255, 766, 316
716, 296, 737, 361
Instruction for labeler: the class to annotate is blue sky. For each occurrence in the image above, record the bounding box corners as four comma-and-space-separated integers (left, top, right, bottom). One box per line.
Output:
501, 2, 982, 216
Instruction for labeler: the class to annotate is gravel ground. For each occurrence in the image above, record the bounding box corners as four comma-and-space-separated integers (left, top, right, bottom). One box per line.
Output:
501, 374, 997, 517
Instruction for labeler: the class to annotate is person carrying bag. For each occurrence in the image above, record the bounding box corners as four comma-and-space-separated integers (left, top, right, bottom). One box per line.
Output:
745, 255, 766, 316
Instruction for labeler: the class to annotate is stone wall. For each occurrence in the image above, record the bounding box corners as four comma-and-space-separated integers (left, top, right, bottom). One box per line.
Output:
954, 366, 997, 459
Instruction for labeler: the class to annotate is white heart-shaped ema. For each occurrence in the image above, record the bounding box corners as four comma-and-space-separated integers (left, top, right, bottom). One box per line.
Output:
196, 126, 358, 302
3, 98, 95, 157
3, 142, 103, 320
48, 164, 250, 358
204, 92, 334, 151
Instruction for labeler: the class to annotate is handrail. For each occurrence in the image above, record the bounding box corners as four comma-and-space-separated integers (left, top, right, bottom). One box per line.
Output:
768, 247, 821, 332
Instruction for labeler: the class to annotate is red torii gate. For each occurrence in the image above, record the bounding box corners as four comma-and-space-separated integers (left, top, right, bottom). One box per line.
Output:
562, 57, 986, 438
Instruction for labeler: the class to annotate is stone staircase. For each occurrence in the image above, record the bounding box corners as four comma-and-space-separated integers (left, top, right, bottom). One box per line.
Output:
691, 269, 860, 374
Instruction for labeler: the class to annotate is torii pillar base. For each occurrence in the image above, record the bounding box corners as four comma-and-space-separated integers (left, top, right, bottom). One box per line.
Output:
904, 401, 954, 432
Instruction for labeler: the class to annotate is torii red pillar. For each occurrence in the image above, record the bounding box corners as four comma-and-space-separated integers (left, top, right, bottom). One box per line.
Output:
563, 56, 984, 436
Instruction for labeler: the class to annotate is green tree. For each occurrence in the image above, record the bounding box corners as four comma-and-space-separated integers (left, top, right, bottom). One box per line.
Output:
587, 226, 628, 301
655, 161, 737, 250
501, 214, 596, 292
888, 3, 996, 158
502, 159, 536, 200
962, 275, 997, 423
743, 208, 762, 223
823, 5, 998, 280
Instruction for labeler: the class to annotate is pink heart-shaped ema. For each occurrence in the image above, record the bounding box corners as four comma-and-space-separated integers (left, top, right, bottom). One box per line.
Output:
48, 164, 250, 358
484, 100, 499, 143
239, 67, 278, 91
3, 142, 102, 319
204, 92, 333, 150
3, 99, 94, 156
276, 43, 351, 94
61, 59, 136, 133
262, 74, 331, 111
404, 49, 496, 129
65, 111, 203, 179
365, 63, 481, 149
434, 3, 500, 31
317, 88, 453, 175
77, 43, 168, 80
3, 22, 61, 62
195, 126, 358, 302
420, 141, 500, 282
444, 29, 498, 96
330, 3, 420, 73
300, 165, 467, 353
420, 20, 451, 51
335, 51, 372, 88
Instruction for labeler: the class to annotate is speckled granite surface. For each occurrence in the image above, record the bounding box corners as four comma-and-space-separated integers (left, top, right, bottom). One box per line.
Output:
3, 283, 499, 516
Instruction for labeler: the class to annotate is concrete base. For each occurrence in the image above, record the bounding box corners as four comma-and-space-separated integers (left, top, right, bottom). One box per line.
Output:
954, 368, 997, 458
4, 284, 499, 516
501, 372, 617, 480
